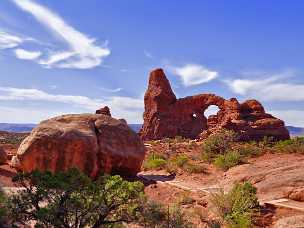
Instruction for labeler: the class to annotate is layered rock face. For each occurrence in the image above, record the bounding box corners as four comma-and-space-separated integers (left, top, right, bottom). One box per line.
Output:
96, 106, 111, 116
12, 114, 145, 177
140, 68, 290, 141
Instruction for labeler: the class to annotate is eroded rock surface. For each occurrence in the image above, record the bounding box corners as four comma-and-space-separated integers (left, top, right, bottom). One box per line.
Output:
96, 106, 111, 116
11, 114, 145, 177
219, 154, 304, 202
140, 68, 290, 141
0, 148, 7, 165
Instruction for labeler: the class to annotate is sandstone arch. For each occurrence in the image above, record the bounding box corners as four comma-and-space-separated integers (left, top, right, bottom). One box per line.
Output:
140, 68, 290, 141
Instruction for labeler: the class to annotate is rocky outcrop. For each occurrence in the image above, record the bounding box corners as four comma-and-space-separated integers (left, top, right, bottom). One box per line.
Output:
285, 187, 304, 202
220, 153, 304, 202
140, 68, 290, 141
96, 106, 111, 116
11, 114, 145, 177
0, 148, 7, 165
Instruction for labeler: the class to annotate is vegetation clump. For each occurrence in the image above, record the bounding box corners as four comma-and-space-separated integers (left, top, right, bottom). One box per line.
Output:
272, 137, 304, 154
211, 182, 259, 228
7, 169, 145, 227
201, 129, 238, 162
166, 154, 205, 174
140, 201, 193, 227
143, 152, 167, 170
213, 151, 242, 171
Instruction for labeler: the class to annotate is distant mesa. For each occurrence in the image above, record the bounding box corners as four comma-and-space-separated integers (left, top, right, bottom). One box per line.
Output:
139, 68, 290, 141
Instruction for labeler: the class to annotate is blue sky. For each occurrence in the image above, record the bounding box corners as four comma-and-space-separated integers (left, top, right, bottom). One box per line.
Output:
0, 0, 304, 126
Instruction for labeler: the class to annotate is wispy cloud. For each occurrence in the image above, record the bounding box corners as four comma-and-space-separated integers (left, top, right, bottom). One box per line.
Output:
98, 87, 123, 93
227, 73, 304, 101
269, 110, 304, 127
12, 0, 110, 69
0, 87, 143, 123
14, 48, 41, 60
144, 50, 153, 59
0, 87, 102, 110
171, 64, 218, 86
0, 106, 66, 123
0, 31, 24, 49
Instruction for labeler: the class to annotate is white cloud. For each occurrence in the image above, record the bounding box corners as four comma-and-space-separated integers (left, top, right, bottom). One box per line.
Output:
0, 31, 23, 49
0, 87, 143, 123
15, 48, 42, 60
98, 87, 123, 93
0, 106, 66, 123
171, 64, 218, 86
13, 0, 110, 69
269, 110, 304, 127
144, 50, 153, 59
227, 77, 304, 101
0, 87, 102, 110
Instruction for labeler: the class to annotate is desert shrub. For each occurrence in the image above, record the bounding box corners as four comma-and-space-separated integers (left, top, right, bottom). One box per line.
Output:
272, 137, 304, 154
173, 154, 189, 167
0, 189, 8, 226
234, 143, 262, 158
183, 162, 205, 174
213, 151, 242, 171
166, 204, 193, 228
201, 129, 238, 162
174, 136, 186, 143
139, 200, 167, 226
176, 192, 195, 205
143, 153, 167, 170
211, 182, 259, 227
259, 136, 275, 147
187, 140, 197, 150
139, 201, 193, 228
8, 169, 144, 228
166, 154, 188, 174
166, 154, 205, 174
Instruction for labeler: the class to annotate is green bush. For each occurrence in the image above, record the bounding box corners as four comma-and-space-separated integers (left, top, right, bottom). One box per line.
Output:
143, 153, 167, 170
8, 169, 145, 228
183, 163, 205, 174
201, 129, 238, 162
166, 154, 205, 174
139, 201, 193, 227
213, 151, 242, 171
173, 154, 189, 167
0, 190, 7, 225
235, 143, 262, 158
211, 182, 259, 227
272, 137, 304, 154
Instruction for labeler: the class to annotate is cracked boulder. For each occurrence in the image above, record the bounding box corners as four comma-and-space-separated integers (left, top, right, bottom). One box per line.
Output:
11, 114, 145, 177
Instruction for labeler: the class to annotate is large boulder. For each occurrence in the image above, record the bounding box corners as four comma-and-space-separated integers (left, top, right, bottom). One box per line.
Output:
140, 68, 290, 141
11, 114, 145, 177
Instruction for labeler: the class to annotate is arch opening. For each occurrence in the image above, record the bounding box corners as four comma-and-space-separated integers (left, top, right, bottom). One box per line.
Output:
204, 105, 220, 119
204, 105, 220, 129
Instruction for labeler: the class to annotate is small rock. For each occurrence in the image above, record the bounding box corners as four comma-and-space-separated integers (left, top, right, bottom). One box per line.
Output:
286, 187, 304, 202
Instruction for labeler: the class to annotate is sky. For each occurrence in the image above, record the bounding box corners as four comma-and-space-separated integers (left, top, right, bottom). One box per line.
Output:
0, 0, 304, 126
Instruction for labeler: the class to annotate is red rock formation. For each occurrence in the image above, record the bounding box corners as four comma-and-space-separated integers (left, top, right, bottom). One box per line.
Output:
0, 148, 7, 165
96, 106, 111, 116
12, 114, 145, 177
140, 68, 290, 141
